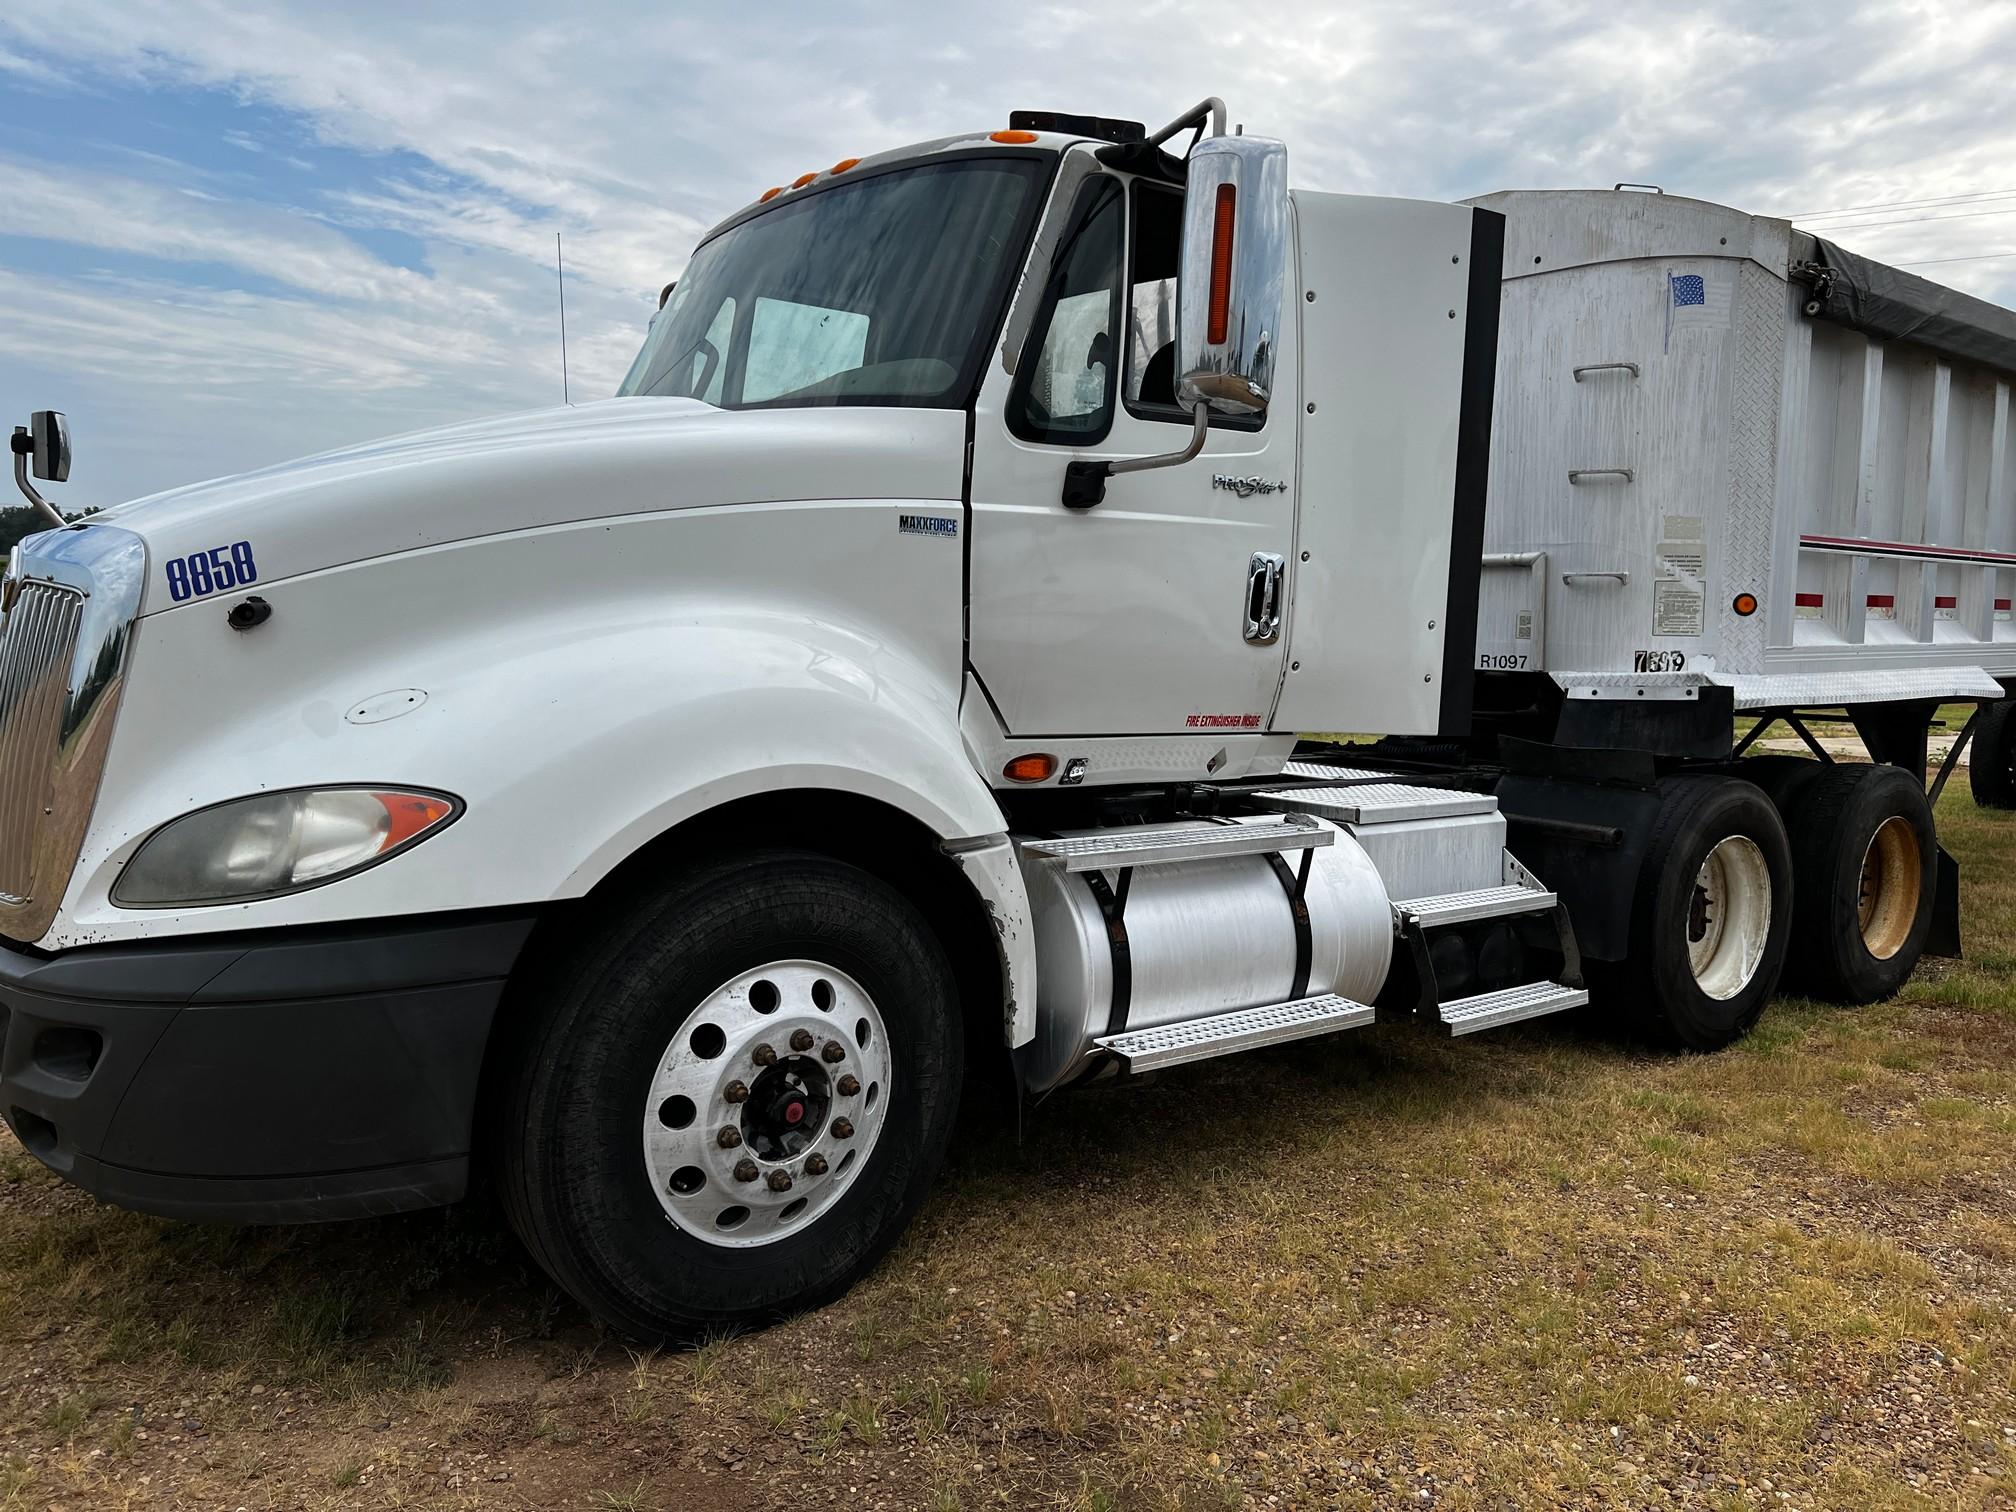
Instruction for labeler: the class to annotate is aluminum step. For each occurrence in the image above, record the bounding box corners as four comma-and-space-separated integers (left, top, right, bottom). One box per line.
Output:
1437, 980, 1588, 1036
1095, 992, 1377, 1072
1254, 781, 1496, 825
1021, 815, 1332, 873
1397, 884, 1558, 928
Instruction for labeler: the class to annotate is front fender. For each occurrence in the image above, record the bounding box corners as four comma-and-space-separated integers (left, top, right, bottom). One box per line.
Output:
55, 500, 1016, 958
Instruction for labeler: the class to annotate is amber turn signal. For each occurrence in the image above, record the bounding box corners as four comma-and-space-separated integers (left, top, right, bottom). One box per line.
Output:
1002, 753, 1057, 783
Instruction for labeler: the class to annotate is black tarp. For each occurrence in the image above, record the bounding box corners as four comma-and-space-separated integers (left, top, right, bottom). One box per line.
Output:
1793, 231, 2016, 378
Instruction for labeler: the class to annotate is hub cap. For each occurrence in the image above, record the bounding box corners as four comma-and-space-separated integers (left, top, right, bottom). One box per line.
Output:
1686, 835, 1772, 1001
642, 960, 892, 1248
1857, 815, 1920, 960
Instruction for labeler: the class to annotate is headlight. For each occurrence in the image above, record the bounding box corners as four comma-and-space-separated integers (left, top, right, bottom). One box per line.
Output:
113, 787, 460, 906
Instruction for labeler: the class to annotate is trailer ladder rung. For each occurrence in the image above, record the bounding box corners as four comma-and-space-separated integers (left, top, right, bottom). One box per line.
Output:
1437, 980, 1588, 1036
1397, 884, 1558, 928
1095, 992, 1377, 1073
1022, 816, 1332, 873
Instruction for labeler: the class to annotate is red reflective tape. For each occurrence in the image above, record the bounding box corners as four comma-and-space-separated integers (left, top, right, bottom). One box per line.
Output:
1794, 592, 1824, 607
1935, 595, 1958, 608
1866, 594, 1895, 608
1999, 598, 2013, 611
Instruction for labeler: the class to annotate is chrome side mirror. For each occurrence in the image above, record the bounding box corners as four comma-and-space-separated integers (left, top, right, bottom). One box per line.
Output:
9, 411, 71, 528
1176, 135, 1289, 421
27, 411, 69, 482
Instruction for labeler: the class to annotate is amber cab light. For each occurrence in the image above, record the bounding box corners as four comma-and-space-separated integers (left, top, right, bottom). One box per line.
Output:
1002, 753, 1057, 783
831, 157, 861, 174
990, 129, 1039, 144
758, 187, 783, 203
1207, 183, 1237, 345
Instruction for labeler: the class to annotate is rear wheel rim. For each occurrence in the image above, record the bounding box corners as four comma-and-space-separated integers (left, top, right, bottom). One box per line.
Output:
1686, 835, 1772, 1001
1857, 815, 1920, 960
641, 960, 893, 1249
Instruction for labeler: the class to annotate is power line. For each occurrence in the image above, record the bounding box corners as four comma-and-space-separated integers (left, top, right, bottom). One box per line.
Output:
1804, 205, 2016, 234
1792, 187, 2016, 220
1895, 249, 2016, 268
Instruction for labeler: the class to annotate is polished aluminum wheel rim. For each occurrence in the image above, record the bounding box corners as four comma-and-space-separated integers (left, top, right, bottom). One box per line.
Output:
1686, 835, 1772, 1001
641, 960, 892, 1248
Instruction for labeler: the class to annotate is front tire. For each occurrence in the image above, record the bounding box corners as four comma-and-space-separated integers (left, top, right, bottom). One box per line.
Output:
1620, 775, 1793, 1050
494, 850, 962, 1342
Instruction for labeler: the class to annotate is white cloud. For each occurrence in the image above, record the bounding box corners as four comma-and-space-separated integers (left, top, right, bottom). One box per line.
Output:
0, 0, 2013, 507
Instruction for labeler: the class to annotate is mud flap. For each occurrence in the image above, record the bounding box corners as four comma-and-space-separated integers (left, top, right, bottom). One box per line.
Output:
1924, 843, 1962, 959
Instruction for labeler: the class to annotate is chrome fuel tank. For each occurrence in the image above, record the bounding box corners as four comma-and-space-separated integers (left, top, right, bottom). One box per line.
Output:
1015, 817, 1394, 1093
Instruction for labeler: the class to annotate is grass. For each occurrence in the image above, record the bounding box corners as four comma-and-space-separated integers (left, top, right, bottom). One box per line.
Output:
2, 795, 2016, 1506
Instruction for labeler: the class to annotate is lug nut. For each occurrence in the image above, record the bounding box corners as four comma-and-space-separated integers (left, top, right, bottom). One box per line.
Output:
804, 1153, 829, 1176
734, 1158, 759, 1183
751, 1042, 777, 1067
789, 1028, 815, 1052
831, 1117, 854, 1140
766, 1169, 794, 1193
716, 1126, 742, 1149
821, 1040, 845, 1064
837, 1074, 860, 1097
723, 1080, 749, 1104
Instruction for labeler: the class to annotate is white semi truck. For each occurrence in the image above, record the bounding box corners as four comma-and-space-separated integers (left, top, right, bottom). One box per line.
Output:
4, 100, 2015, 1341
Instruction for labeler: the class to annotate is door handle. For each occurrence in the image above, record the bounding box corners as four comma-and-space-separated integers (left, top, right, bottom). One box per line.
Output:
1245, 553, 1285, 645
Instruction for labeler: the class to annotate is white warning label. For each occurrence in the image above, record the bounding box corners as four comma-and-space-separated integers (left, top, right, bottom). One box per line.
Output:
1654, 579, 1705, 636
1653, 514, 1707, 638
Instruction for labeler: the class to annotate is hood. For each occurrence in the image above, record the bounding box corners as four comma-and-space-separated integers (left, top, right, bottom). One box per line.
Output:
96, 398, 964, 616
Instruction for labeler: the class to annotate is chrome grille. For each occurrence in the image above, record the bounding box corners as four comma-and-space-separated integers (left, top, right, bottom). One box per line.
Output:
0, 525, 146, 941
0, 583, 85, 903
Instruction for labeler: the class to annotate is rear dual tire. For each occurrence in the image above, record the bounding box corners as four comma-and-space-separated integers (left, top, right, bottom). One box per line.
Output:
1619, 775, 1793, 1050
1971, 700, 2016, 810
1781, 763, 1935, 1004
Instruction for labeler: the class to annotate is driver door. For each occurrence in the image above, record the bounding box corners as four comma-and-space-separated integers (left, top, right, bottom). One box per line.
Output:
966, 168, 1298, 739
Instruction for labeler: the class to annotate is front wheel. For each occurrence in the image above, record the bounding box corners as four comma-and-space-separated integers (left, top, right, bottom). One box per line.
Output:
1618, 775, 1793, 1050
493, 851, 963, 1342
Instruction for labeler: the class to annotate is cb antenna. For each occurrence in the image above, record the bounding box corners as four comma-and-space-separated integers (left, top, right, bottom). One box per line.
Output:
556, 232, 571, 405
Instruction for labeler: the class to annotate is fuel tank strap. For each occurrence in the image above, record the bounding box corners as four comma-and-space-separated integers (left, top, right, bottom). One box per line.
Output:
1262, 851, 1315, 999
1080, 868, 1134, 1039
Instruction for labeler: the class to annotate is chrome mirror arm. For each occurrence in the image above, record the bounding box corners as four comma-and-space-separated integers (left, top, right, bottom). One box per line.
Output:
1061, 403, 1209, 509
1146, 97, 1227, 152
9, 431, 66, 530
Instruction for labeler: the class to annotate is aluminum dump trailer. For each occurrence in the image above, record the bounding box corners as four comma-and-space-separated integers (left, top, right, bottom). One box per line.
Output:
1464, 188, 2016, 712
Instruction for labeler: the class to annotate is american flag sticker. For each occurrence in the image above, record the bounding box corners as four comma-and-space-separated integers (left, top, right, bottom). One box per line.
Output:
1664, 270, 1711, 351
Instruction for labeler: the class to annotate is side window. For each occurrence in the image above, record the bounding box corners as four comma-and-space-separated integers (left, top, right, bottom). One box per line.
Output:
1010, 179, 1122, 444
1126, 182, 1184, 413
745, 297, 870, 403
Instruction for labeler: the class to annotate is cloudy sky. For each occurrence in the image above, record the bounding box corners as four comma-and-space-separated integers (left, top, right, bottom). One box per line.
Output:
2, 0, 2014, 508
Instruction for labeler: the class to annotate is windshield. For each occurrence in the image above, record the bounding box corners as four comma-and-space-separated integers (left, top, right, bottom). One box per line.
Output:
619, 156, 1049, 410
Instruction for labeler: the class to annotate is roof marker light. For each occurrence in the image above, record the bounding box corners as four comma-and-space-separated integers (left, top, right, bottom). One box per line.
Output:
831, 157, 861, 173
990, 129, 1039, 144
791, 172, 817, 189
759, 187, 783, 203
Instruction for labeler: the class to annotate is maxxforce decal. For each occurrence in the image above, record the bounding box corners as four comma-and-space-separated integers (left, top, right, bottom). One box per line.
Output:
898, 513, 958, 539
